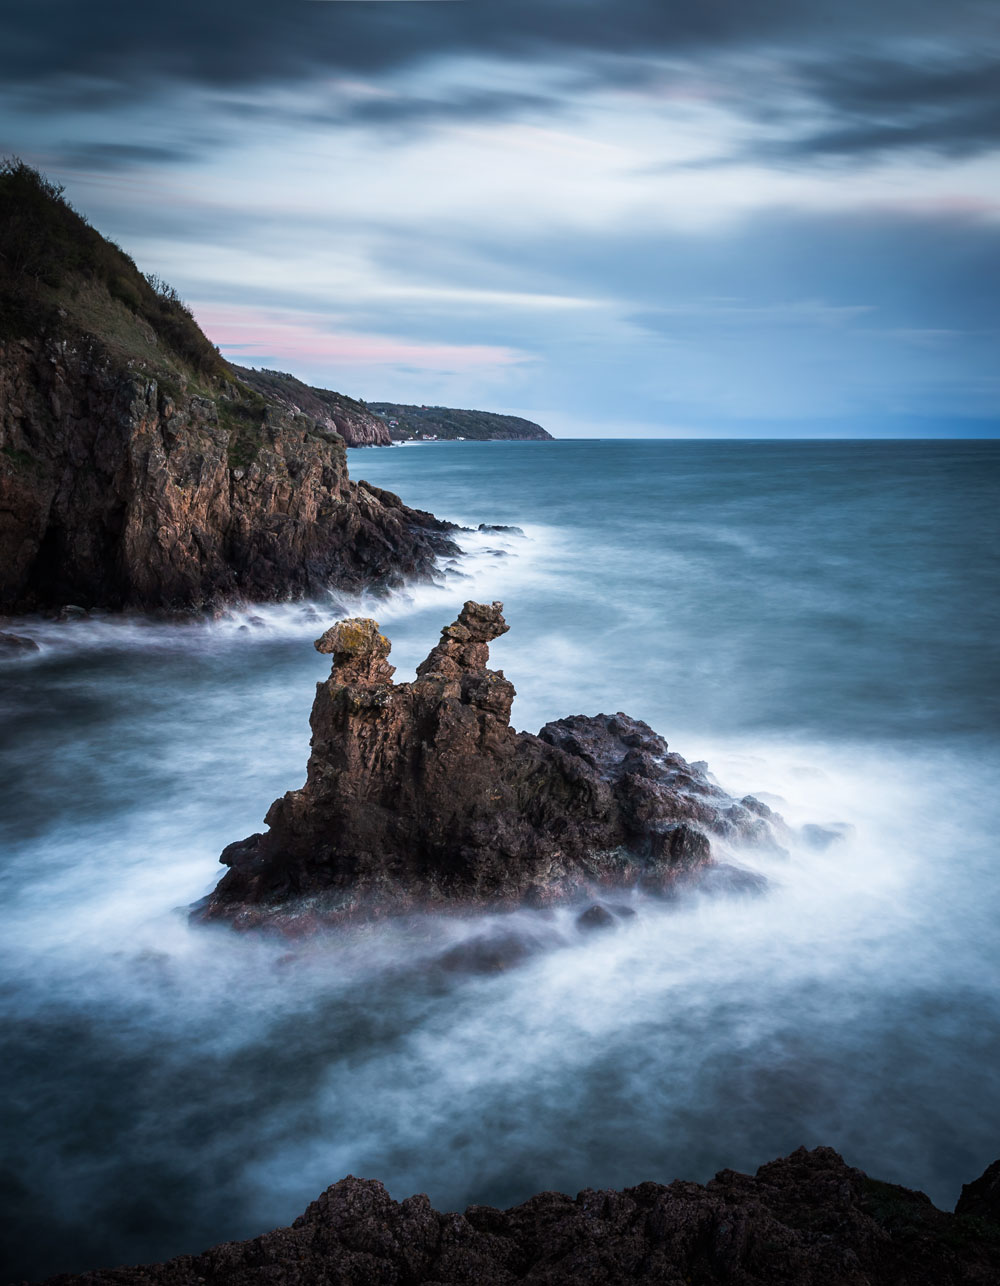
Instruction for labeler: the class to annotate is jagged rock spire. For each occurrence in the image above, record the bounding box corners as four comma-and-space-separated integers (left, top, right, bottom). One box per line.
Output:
314, 618, 395, 686
199, 601, 784, 932
416, 600, 509, 679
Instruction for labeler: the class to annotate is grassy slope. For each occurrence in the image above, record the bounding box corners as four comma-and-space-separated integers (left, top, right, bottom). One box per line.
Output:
0, 160, 224, 378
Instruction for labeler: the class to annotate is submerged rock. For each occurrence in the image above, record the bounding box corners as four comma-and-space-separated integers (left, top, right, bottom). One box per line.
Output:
35, 1147, 1000, 1285
437, 928, 555, 974
576, 903, 618, 932
196, 601, 781, 932
802, 821, 852, 850
478, 522, 526, 535
0, 630, 39, 652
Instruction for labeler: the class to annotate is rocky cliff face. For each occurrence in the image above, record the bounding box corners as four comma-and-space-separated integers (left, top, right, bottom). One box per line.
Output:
34, 1148, 1000, 1285
197, 601, 784, 931
0, 336, 455, 611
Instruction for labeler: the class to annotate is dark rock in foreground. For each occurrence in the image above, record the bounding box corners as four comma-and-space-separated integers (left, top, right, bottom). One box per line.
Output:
34, 1148, 1000, 1284
196, 601, 782, 931
958, 1159, 1000, 1223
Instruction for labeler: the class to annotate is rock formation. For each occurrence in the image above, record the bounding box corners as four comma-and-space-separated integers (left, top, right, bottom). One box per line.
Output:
197, 601, 783, 931
0, 161, 456, 612
33, 1147, 1000, 1284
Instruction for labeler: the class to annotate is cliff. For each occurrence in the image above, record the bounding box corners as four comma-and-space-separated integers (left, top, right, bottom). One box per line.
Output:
33, 1147, 1000, 1284
369, 401, 553, 441
0, 161, 455, 612
196, 601, 784, 932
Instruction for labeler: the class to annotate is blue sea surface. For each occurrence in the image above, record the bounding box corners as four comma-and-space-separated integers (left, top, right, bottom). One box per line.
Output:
1, 439, 998, 1279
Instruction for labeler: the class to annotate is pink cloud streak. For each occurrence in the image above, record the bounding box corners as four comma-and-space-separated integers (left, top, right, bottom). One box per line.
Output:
193, 304, 531, 372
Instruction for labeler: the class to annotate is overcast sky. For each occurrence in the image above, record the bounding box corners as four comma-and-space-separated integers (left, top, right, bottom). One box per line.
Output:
4, 0, 999, 436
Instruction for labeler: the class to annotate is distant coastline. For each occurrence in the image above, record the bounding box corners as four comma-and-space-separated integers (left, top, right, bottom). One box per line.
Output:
369, 401, 553, 443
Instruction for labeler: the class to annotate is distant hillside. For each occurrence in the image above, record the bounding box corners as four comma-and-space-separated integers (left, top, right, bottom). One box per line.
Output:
369, 402, 553, 442
0, 161, 453, 611
232, 367, 390, 447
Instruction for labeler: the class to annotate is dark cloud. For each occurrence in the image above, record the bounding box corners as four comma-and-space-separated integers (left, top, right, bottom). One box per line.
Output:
52, 141, 199, 169
2, 1, 998, 162
2, 1, 994, 98
768, 54, 1000, 159
340, 87, 558, 130
228, 85, 561, 134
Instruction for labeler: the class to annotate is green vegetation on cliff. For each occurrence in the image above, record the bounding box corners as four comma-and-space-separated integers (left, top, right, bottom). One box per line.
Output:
369, 401, 553, 441
232, 366, 391, 446
0, 158, 224, 379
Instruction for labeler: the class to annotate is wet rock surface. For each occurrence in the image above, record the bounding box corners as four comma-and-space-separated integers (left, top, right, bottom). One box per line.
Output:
196, 601, 783, 932
34, 1147, 1000, 1285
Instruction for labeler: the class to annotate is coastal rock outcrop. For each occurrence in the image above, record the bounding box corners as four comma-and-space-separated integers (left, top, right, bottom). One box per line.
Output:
197, 601, 783, 930
0, 335, 457, 610
0, 161, 456, 612
34, 1147, 1000, 1285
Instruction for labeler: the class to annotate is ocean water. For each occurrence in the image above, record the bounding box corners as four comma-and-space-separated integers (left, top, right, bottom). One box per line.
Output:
1, 439, 998, 1279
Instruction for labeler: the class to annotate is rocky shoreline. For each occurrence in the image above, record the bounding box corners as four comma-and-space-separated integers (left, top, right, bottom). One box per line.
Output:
31, 1147, 1000, 1284
195, 601, 791, 935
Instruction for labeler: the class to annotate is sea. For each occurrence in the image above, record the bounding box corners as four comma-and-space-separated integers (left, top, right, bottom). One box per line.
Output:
1, 439, 998, 1279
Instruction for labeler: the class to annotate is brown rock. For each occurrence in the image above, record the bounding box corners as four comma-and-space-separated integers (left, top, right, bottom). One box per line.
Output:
0, 165, 458, 611
577, 903, 617, 932
0, 337, 457, 611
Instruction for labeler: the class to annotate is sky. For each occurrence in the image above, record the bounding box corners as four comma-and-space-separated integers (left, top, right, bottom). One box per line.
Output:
2, 0, 999, 437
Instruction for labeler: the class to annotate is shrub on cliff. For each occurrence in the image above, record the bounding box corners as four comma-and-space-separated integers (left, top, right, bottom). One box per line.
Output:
0, 158, 224, 377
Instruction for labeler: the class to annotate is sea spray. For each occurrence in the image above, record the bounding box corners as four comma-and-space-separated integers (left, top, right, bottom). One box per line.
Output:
2, 439, 998, 1279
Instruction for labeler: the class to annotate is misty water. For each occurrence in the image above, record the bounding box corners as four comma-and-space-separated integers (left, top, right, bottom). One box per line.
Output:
2, 440, 999, 1280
